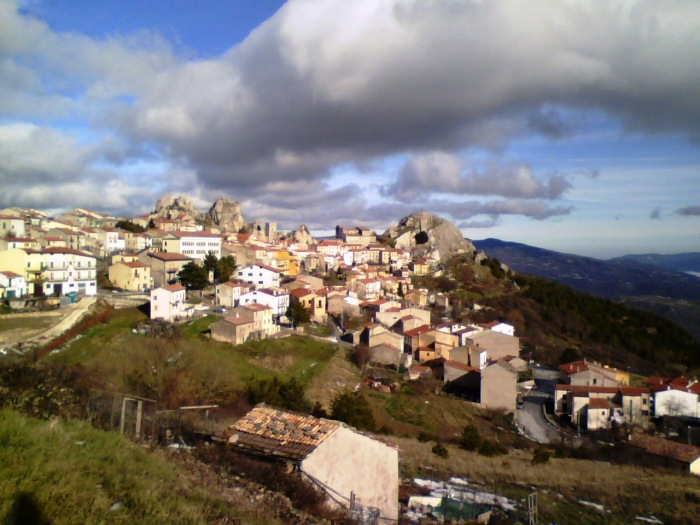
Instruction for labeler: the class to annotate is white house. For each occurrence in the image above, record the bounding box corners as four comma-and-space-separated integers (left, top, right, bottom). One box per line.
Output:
41, 247, 98, 297
236, 264, 281, 289
238, 287, 290, 318
150, 284, 191, 322
163, 231, 222, 262
227, 405, 399, 523
0, 271, 27, 299
0, 214, 26, 238
654, 388, 700, 418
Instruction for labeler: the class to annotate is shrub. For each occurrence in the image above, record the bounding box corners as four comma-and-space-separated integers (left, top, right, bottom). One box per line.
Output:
459, 424, 482, 451
330, 390, 376, 432
531, 447, 552, 465
417, 432, 433, 443
478, 439, 508, 457
432, 443, 449, 458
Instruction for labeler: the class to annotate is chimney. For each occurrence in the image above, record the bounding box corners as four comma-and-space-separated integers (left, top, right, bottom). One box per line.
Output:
235, 313, 239, 319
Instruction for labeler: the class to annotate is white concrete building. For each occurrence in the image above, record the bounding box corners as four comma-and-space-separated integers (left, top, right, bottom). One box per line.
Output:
0, 271, 27, 299
215, 281, 251, 308
654, 388, 700, 418
150, 284, 191, 322
163, 231, 222, 262
41, 247, 98, 297
236, 264, 281, 289
238, 287, 290, 318
0, 214, 26, 238
227, 405, 399, 523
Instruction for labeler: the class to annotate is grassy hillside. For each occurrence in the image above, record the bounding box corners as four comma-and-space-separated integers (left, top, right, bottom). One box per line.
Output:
45, 309, 337, 408
0, 409, 280, 525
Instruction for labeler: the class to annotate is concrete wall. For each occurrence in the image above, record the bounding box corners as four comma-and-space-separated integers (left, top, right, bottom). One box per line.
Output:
654, 389, 699, 418
301, 426, 398, 523
480, 363, 517, 412
465, 330, 519, 361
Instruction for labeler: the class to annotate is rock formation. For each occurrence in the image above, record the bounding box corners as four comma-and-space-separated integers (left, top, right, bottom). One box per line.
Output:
207, 198, 245, 233
153, 195, 199, 220
286, 224, 316, 246
384, 211, 475, 263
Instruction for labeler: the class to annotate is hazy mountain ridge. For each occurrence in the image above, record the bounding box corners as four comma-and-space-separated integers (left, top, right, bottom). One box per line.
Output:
472, 238, 700, 343
610, 252, 700, 273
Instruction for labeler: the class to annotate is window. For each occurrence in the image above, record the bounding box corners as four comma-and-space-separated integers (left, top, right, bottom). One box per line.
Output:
601, 411, 606, 416
593, 379, 597, 385
259, 281, 263, 285
643, 398, 648, 405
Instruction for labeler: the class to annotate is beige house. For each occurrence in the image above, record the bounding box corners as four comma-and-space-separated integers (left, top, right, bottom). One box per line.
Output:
462, 329, 520, 363
109, 261, 152, 292
480, 360, 518, 413
290, 288, 327, 323
210, 303, 277, 345
142, 251, 193, 288
227, 405, 398, 522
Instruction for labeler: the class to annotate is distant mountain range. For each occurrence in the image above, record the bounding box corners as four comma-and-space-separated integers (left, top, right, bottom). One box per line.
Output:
472, 239, 700, 344
610, 252, 700, 273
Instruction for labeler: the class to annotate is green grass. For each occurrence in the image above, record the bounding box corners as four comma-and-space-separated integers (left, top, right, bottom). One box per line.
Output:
0, 316, 55, 333
47, 309, 337, 397
0, 409, 273, 525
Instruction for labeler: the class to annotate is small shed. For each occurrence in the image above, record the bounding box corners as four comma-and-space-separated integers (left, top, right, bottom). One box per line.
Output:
226, 404, 399, 522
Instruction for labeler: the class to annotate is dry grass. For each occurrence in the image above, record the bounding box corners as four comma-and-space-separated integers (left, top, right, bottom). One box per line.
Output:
305, 345, 362, 409
391, 436, 700, 524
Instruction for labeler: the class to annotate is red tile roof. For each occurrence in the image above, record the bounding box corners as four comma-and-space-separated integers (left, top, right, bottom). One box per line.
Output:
163, 284, 186, 292
0, 271, 23, 278
149, 252, 193, 261
42, 247, 95, 258
588, 398, 613, 410
404, 325, 432, 337
444, 360, 481, 373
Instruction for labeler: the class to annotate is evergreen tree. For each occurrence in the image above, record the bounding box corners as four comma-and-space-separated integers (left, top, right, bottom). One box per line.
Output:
215, 255, 237, 282
177, 262, 209, 290
287, 300, 311, 326
203, 251, 218, 275
330, 390, 376, 432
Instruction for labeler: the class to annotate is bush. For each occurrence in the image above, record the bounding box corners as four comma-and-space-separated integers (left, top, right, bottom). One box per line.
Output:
432, 443, 449, 458
459, 424, 482, 451
531, 447, 552, 465
417, 432, 433, 443
245, 377, 307, 412
478, 439, 508, 457
330, 390, 376, 432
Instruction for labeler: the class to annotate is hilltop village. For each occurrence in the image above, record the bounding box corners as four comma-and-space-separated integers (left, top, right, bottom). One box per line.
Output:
2, 195, 700, 524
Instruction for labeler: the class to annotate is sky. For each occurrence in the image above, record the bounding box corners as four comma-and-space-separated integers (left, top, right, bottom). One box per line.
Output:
1, 0, 700, 259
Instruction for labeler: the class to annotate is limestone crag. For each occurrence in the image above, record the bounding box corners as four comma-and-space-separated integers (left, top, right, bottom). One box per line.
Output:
286, 224, 316, 246
154, 195, 200, 220
384, 211, 475, 263
207, 198, 245, 233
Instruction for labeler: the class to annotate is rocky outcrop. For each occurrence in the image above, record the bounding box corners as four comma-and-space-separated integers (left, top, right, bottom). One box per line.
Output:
384, 211, 475, 263
286, 224, 316, 246
207, 198, 245, 233
154, 195, 199, 220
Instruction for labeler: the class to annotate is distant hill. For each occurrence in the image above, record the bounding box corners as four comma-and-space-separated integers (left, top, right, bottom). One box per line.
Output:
610, 252, 700, 273
472, 238, 700, 344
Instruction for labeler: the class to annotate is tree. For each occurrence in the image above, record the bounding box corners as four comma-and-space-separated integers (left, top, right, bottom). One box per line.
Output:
459, 423, 482, 451
203, 251, 218, 275
148, 218, 156, 229
178, 262, 209, 290
287, 300, 311, 326
558, 347, 581, 364
115, 220, 146, 233
330, 390, 376, 432
215, 255, 236, 283
245, 377, 307, 412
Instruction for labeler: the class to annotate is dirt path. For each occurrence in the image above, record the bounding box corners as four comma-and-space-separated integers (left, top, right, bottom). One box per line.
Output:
0, 297, 98, 350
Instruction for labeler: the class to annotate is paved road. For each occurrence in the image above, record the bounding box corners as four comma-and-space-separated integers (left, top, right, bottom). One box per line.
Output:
516, 367, 562, 444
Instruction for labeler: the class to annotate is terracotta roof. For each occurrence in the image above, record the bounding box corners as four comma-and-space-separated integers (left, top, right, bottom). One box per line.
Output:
619, 387, 650, 396
0, 271, 23, 278
226, 405, 340, 462
481, 321, 500, 328
644, 376, 670, 387
290, 288, 314, 298
42, 247, 95, 258
223, 313, 254, 325
3, 237, 35, 243
588, 398, 613, 410
404, 325, 432, 337
123, 261, 149, 269
168, 230, 222, 239
630, 433, 700, 464
445, 360, 481, 373
243, 303, 271, 311
163, 284, 186, 292
149, 252, 193, 261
